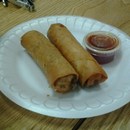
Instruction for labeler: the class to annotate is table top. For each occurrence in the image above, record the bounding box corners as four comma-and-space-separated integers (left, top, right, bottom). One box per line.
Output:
0, 0, 130, 130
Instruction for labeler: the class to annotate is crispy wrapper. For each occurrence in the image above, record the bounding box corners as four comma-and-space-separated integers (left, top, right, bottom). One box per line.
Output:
47, 24, 108, 86
21, 30, 78, 93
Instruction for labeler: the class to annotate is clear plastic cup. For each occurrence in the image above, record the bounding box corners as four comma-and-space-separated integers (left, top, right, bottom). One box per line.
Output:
83, 31, 120, 64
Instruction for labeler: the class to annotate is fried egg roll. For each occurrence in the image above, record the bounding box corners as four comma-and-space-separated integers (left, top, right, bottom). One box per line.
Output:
21, 30, 78, 93
47, 24, 108, 86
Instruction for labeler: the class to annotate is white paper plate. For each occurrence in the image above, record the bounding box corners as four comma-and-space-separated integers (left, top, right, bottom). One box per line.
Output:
0, 16, 130, 118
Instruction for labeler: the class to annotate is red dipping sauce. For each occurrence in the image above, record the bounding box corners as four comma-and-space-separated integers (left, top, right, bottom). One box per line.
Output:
84, 31, 120, 64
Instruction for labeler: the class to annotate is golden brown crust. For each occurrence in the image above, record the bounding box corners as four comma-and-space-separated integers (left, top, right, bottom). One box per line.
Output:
21, 30, 78, 93
47, 24, 108, 86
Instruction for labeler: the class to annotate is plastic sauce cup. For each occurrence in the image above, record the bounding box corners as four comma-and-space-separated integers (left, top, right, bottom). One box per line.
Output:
83, 31, 120, 64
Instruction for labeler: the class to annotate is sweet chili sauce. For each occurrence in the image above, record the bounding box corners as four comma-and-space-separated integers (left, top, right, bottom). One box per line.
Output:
87, 34, 118, 51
